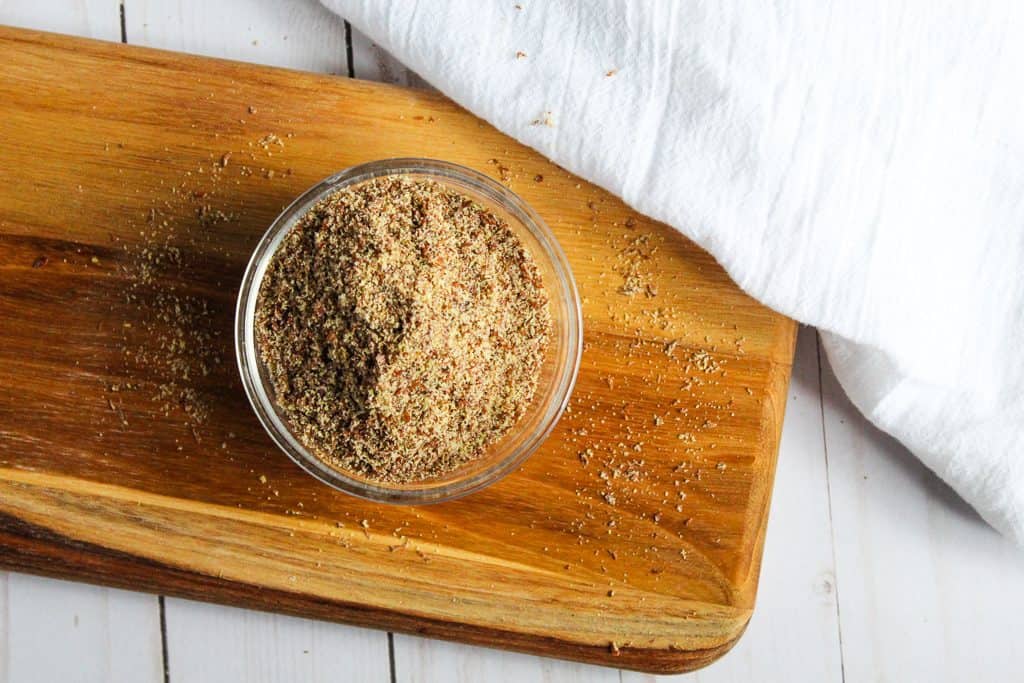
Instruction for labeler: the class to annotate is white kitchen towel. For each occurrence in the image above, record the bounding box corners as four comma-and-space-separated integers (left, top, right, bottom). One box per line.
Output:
322, 0, 1024, 544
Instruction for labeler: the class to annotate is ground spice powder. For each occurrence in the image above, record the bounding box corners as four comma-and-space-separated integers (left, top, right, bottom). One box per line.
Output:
255, 176, 552, 483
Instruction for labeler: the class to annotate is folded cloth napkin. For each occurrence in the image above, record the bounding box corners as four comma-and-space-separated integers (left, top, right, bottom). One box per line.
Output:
322, 0, 1024, 544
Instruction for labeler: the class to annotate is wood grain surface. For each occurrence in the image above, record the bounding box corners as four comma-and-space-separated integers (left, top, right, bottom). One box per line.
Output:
0, 27, 795, 674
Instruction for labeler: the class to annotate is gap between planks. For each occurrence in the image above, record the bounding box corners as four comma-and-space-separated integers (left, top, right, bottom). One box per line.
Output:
815, 332, 847, 683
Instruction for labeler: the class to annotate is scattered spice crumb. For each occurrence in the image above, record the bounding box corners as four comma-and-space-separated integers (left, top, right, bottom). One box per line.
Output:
690, 349, 722, 373
616, 233, 657, 296
531, 111, 555, 127
257, 133, 284, 150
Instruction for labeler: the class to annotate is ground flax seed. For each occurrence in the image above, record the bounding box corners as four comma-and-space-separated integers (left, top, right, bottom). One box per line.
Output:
255, 176, 552, 483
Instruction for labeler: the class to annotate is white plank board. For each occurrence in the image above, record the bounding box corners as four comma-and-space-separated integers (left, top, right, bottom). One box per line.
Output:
623, 327, 843, 681
821, 343, 1024, 681
0, 3, 165, 682
124, 0, 350, 74
392, 636, 620, 683
0, 0, 120, 41
347, 21, 621, 683
118, 2, 393, 679
0, 575, 163, 683
162, 598, 390, 683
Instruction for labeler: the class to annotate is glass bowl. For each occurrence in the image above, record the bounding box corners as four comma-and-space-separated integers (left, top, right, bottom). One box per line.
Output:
235, 158, 582, 504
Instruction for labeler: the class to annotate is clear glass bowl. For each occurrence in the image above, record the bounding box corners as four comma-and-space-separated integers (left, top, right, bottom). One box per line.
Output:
235, 158, 582, 504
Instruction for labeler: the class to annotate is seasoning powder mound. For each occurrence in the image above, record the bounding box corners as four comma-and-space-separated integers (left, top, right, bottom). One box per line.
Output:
255, 176, 552, 483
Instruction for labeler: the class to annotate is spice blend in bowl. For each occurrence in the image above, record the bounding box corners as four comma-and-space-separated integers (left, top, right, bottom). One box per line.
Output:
254, 175, 553, 485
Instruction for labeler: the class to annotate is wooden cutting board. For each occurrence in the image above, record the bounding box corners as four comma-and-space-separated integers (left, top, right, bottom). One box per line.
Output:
0, 27, 795, 674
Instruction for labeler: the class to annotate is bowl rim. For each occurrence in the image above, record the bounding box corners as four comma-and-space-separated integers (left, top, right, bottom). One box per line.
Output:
235, 157, 583, 504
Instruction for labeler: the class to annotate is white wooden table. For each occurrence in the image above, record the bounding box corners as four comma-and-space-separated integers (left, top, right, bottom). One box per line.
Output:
2, 2, 1022, 681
